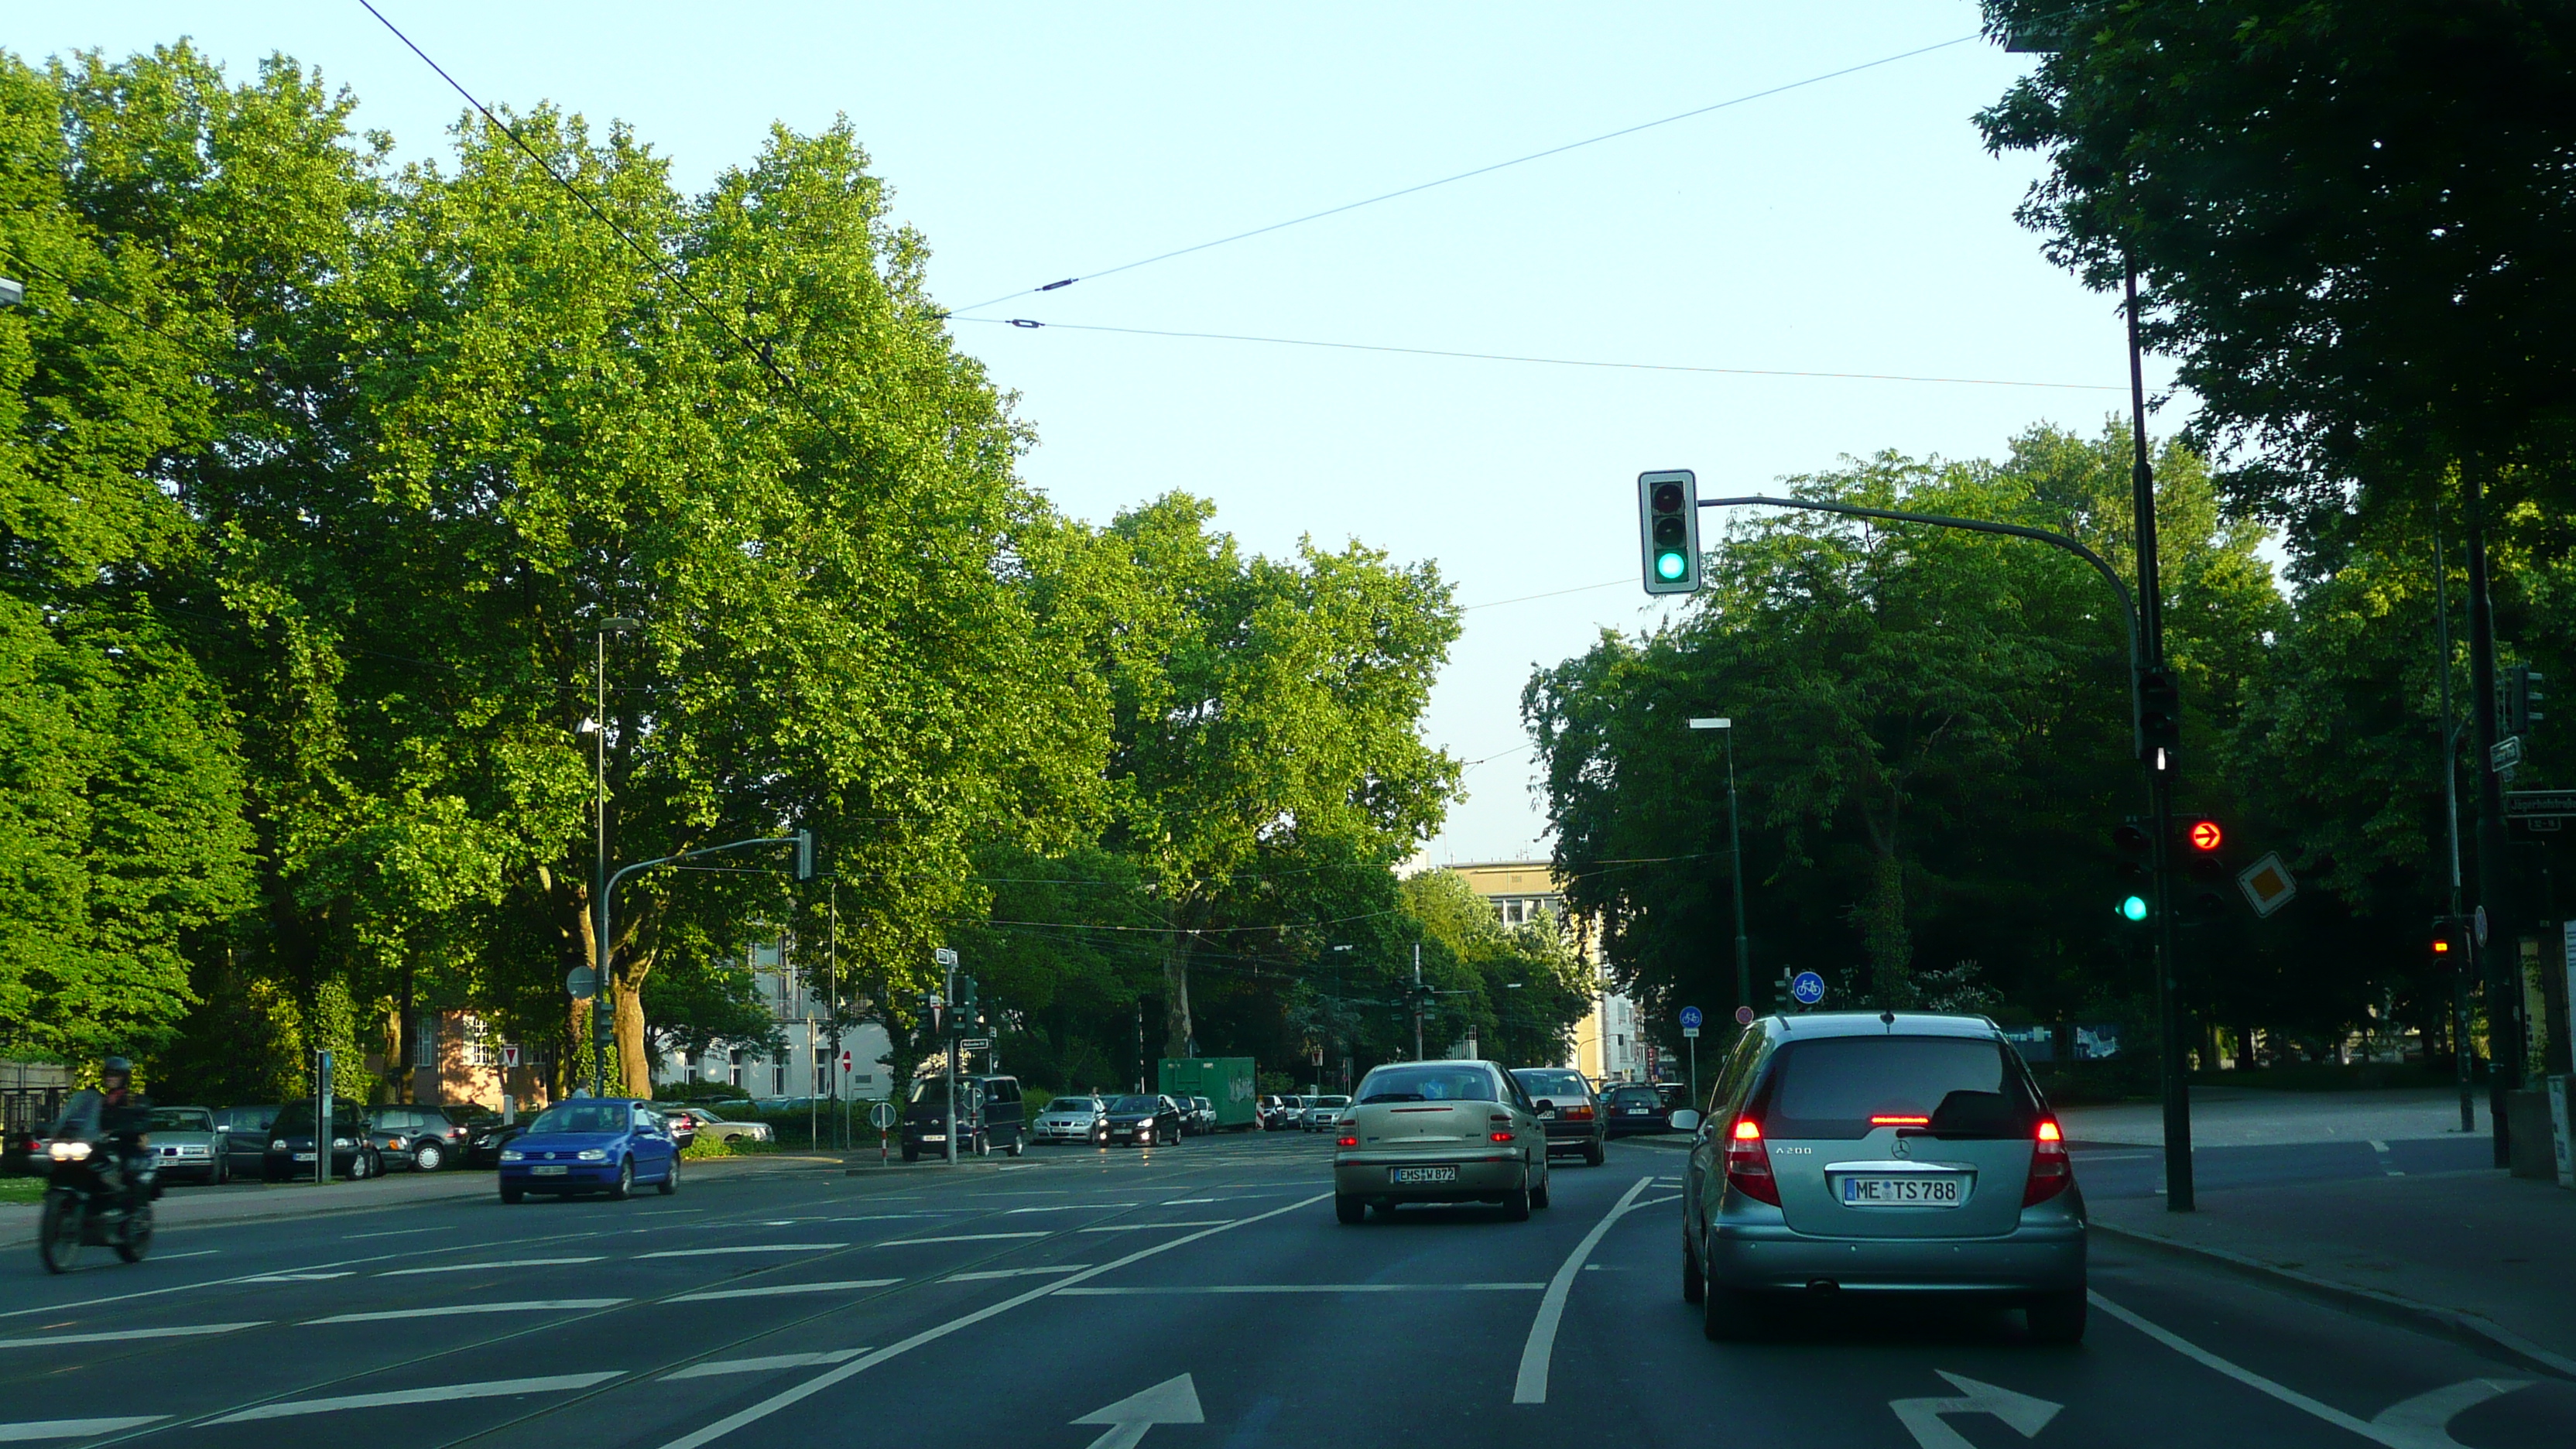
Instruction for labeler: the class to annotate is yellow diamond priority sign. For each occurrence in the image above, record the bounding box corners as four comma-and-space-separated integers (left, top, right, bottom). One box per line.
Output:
2236, 851, 2297, 918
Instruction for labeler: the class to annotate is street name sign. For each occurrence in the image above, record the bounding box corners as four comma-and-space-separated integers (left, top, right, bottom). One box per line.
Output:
960, 1037, 992, 1051
2492, 735, 2525, 772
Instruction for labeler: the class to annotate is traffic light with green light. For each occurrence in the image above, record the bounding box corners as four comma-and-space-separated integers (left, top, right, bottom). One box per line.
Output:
1637, 469, 1701, 595
2112, 820, 2151, 923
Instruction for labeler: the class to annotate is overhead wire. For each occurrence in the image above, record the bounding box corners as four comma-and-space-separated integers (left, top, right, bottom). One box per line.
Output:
952, 33, 1983, 315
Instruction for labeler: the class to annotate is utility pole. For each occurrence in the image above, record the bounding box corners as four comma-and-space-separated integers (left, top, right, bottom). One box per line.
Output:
2465, 462, 2519, 1166
1689, 718, 1752, 1017
2435, 528, 2475, 1135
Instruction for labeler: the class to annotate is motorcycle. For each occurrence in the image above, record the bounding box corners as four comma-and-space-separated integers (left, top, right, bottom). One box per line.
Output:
37, 1132, 156, 1273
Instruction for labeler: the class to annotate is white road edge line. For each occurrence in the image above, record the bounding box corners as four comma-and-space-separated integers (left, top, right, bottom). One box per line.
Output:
654, 1190, 1333, 1449
0, 1323, 263, 1350
0, 1416, 167, 1440
1513, 1175, 1655, 1406
305, 1299, 625, 1325
205, 1372, 623, 1423
2088, 1291, 2527, 1447
669, 1280, 901, 1303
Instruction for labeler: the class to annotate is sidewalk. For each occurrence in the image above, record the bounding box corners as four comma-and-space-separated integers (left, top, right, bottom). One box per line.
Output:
2059, 1084, 2485, 1148
2093, 1168, 2576, 1376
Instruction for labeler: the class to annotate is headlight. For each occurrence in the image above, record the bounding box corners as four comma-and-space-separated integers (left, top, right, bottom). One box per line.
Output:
47, 1140, 91, 1162
498, 1149, 524, 1162
272, 1139, 287, 1151
575, 1149, 607, 1161
332, 1138, 351, 1148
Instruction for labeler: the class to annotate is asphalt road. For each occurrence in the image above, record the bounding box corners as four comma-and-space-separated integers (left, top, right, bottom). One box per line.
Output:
0, 1134, 2563, 1448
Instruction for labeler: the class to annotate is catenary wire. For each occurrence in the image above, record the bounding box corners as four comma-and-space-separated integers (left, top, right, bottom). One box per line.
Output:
951, 33, 1982, 314
952, 317, 2124, 392
356, 0, 797, 392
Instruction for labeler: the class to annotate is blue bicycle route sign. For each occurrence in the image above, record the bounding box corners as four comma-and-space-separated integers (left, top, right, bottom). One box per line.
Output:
1790, 971, 1826, 1006
1677, 1006, 1703, 1030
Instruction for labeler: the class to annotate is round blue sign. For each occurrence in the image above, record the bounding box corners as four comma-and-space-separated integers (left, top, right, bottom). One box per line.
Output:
1790, 971, 1826, 1006
1677, 1006, 1703, 1029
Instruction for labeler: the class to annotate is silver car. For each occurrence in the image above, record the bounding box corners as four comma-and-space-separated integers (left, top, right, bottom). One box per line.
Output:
1300, 1095, 1351, 1132
144, 1106, 230, 1185
1677, 1012, 2088, 1343
686, 1107, 773, 1145
1331, 1061, 1550, 1222
1033, 1095, 1110, 1146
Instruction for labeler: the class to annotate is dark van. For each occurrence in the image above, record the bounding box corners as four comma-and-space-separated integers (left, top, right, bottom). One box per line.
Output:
900, 1074, 1026, 1161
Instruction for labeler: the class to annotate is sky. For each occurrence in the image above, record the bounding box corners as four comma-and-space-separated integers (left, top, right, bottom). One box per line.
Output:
28, 2, 2186, 865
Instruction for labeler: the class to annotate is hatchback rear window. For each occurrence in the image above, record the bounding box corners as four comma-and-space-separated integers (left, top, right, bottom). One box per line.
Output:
1757, 1036, 2037, 1140
1356, 1066, 1496, 1104
1514, 1070, 1589, 1099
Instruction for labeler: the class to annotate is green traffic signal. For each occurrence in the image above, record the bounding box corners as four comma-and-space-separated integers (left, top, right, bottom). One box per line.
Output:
2119, 895, 2149, 923
1656, 550, 1687, 580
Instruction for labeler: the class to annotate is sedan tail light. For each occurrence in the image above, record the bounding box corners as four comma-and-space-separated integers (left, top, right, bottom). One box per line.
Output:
1335, 1132, 1358, 1147
2023, 1119, 2073, 1207
1560, 1105, 1595, 1122
1723, 1117, 1779, 1205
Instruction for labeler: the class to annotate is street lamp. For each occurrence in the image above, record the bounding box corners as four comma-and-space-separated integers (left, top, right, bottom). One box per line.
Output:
590, 617, 641, 1100
0, 278, 22, 308
1688, 718, 1752, 1023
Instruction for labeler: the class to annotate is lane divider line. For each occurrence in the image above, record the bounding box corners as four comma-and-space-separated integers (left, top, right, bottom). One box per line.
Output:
0, 1415, 168, 1440
0, 1323, 264, 1350
635, 1244, 845, 1260
205, 1372, 624, 1423
1513, 1175, 1656, 1405
306, 1299, 626, 1325
654, 1190, 1334, 1449
942, 1266, 1091, 1283
1058, 1283, 1547, 1295
668, 1280, 901, 1303
663, 1349, 871, 1380
381, 1257, 605, 1276
875, 1231, 1046, 1246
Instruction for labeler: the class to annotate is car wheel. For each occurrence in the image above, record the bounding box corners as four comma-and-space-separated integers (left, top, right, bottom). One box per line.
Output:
1584, 1139, 1605, 1167
658, 1158, 679, 1196
1531, 1174, 1551, 1211
608, 1157, 635, 1201
2026, 1289, 2087, 1345
1701, 1247, 1762, 1341
1005, 1136, 1023, 1158
500, 1184, 524, 1204
901, 1145, 919, 1163
213, 1158, 229, 1187
1334, 1194, 1366, 1225
973, 1133, 989, 1158
1503, 1184, 1532, 1222
413, 1141, 444, 1173
1681, 1236, 1705, 1304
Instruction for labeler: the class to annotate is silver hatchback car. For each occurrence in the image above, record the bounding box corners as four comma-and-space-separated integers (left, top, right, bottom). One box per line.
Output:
1677, 1012, 2086, 1343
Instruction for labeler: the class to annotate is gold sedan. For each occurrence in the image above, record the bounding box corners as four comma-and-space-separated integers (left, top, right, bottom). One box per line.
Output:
1331, 1060, 1553, 1224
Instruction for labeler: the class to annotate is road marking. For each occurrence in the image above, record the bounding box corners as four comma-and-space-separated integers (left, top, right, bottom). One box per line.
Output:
1160, 1198, 1215, 1204
1058, 1283, 1547, 1295
1079, 1221, 1228, 1232
156, 1249, 221, 1260
670, 1280, 900, 1303
1636, 1194, 1679, 1208
240, 1272, 355, 1283
206, 1372, 624, 1423
0, 1323, 263, 1349
655, 1192, 1331, 1449
2369, 1141, 2405, 1177
2091, 1292, 2530, 1447
343, 1225, 457, 1240
381, 1257, 605, 1276
944, 1266, 1091, 1282
1009, 1204, 1137, 1213
663, 1350, 870, 1380
1074, 1373, 1202, 1449
875, 1232, 1046, 1246
1513, 1175, 1655, 1405
635, 1244, 845, 1259
0, 1417, 167, 1440
0, 1252, 416, 1320
1889, 1370, 2060, 1447
305, 1299, 625, 1324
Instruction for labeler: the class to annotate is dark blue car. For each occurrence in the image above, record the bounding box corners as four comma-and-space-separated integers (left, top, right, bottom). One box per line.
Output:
497, 1098, 679, 1203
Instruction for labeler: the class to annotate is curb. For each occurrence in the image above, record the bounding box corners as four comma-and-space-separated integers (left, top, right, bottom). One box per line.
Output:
2091, 1219, 2576, 1382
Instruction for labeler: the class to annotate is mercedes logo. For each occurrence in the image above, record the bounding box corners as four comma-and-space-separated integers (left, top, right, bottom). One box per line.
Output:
1891, 1136, 1911, 1159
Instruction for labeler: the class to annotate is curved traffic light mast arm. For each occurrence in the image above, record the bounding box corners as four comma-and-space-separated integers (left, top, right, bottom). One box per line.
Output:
591, 831, 814, 1098
1696, 494, 2141, 681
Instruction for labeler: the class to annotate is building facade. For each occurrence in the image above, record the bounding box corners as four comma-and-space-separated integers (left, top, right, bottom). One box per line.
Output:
650, 941, 894, 1101
1443, 861, 1644, 1085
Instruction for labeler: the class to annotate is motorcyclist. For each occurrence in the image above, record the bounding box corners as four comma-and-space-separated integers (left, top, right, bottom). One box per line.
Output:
53, 1057, 153, 1208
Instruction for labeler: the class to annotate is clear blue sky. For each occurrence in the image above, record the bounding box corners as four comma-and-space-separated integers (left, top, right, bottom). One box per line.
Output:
35, 3, 2185, 865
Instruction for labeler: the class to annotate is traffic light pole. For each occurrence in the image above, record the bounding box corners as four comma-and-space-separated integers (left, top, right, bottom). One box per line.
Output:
2464, 463, 2519, 1167
2434, 527, 2475, 1136
596, 831, 814, 1101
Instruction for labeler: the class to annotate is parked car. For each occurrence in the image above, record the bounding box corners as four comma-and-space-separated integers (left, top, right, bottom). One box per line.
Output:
498, 1098, 680, 1203
899, 1074, 1026, 1160
1257, 1094, 1297, 1130
262, 1101, 384, 1180
1332, 1060, 1550, 1223
1188, 1096, 1217, 1134
1601, 1082, 1671, 1136
1032, 1095, 1111, 1146
1301, 1094, 1353, 1132
1678, 1012, 2087, 1343
370, 1104, 472, 1172
1511, 1067, 1607, 1166
685, 1105, 775, 1146
467, 1119, 526, 1168
1101, 1094, 1184, 1148
214, 1105, 279, 1180
139, 1106, 228, 1185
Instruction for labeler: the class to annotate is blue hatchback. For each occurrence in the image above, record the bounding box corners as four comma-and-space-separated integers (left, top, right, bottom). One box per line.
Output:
497, 1098, 679, 1203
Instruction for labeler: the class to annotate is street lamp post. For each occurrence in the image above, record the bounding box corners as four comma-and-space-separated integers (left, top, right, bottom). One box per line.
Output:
590, 618, 640, 1101
1688, 718, 1752, 1020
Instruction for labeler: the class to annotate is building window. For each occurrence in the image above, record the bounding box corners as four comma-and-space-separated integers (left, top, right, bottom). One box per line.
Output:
458, 1014, 495, 1068
410, 1012, 437, 1069
728, 1050, 744, 1088
772, 1064, 786, 1095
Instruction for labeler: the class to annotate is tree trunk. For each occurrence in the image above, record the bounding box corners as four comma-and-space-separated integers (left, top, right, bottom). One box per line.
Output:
615, 945, 655, 1098
393, 955, 416, 1103
1161, 928, 1195, 1060
1854, 793, 1910, 1006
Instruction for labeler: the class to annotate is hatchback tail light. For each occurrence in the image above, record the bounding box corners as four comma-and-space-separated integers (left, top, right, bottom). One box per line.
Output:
1335, 1131, 1358, 1148
2023, 1119, 2072, 1207
1724, 1117, 1779, 1205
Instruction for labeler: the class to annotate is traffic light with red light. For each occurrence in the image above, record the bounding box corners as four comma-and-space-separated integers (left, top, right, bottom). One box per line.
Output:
2175, 815, 2231, 916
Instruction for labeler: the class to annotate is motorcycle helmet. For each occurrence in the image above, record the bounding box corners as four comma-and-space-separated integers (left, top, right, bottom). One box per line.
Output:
100, 1055, 132, 1087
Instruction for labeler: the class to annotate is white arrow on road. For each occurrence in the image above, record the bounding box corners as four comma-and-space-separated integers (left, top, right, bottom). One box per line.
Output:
1072, 1374, 1204, 1449
1891, 1371, 2062, 1449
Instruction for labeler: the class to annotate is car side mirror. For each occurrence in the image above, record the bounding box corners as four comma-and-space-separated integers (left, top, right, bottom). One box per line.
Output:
1670, 1109, 1703, 1134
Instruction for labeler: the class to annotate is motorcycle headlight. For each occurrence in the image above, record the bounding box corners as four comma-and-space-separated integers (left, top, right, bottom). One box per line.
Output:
271, 1139, 286, 1151
498, 1148, 524, 1162
575, 1149, 607, 1161
47, 1140, 91, 1162
331, 1137, 351, 1148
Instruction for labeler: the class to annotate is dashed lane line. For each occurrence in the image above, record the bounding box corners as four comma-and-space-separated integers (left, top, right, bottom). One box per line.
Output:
0, 1323, 263, 1349
381, 1257, 606, 1276
1078, 1221, 1230, 1233
875, 1231, 1047, 1246
205, 1372, 624, 1423
1057, 1283, 1547, 1295
663, 1350, 870, 1380
943, 1266, 1089, 1283
635, 1244, 846, 1259
0, 1417, 166, 1440
669, 1280, 901, 1303
306, 1299, 626, 1325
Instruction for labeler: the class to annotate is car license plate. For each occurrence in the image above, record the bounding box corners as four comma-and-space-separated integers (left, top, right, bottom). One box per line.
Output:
532, 1165, 568, 1177
292, 1152, 316, 1162
1390, 1165, 1458, 1186
1841, 1175, 1964, 1206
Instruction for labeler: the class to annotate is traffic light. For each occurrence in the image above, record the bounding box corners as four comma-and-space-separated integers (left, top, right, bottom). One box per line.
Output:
2501, 664, 2546, 735
2430, 916, 2463, 961
793, 828, 816, 882
2176, 815, 2231, 916
958, 975, 980, 1032
2111, 820, 2152, 923
1636, 469, 1701, 595
2134, 666, 2180, 769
